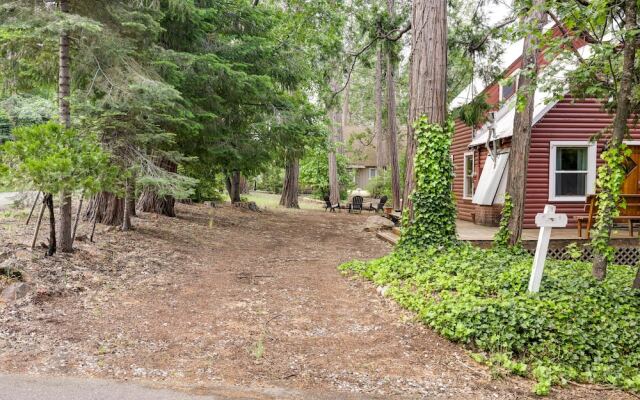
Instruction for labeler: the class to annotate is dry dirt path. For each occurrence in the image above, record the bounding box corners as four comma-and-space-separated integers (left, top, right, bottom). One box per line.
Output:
0, 203, 632, 399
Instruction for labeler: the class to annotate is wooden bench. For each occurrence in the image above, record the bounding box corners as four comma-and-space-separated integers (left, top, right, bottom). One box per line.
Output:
574, 194, 640, 238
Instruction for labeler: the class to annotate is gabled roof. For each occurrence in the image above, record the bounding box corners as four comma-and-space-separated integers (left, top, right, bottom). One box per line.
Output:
452, 25, 592, 148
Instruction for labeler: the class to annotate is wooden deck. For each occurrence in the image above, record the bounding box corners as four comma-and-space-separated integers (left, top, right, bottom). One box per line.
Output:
378, 219, 640, 249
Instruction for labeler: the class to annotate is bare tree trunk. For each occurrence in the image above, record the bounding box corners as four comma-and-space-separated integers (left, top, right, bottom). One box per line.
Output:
375, 45, 388, 168
44, 193, 56, 256
85, 192, 124, 226
122, 177, 133, 231
279, 157, 300, 208
328, 80, 344, 205
506, 2, 546, 245
138, 188, 176, 217
137, 158, 177, 217
592, 0, 637, 280
31, 201, 46, 249
58, 0, 73, 253
127, 172, 137, 217
404, 0, 448, 218
225, 170, 242, 203
386, 0, 402, 211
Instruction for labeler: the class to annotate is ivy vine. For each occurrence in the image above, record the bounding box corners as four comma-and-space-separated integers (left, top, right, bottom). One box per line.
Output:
400, 116, 457, 248
590, 144, 629, 262
493, 193, 512, 247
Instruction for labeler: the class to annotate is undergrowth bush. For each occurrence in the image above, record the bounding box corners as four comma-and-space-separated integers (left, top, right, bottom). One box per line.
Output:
340, 245, 640, 395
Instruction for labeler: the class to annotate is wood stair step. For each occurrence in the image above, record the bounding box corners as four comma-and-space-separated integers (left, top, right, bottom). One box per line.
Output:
377, 229, 399, 245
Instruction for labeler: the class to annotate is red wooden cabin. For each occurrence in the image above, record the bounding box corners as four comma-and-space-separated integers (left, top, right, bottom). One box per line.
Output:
450, 29, 640, 229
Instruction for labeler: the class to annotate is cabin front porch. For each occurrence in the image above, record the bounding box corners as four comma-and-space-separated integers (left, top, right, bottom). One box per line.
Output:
377, 219, 640, 265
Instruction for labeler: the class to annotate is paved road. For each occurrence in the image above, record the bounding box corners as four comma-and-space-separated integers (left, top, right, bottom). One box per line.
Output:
0, 375, 224, 400
0, 374, 370, 400
0, 191, 36, 210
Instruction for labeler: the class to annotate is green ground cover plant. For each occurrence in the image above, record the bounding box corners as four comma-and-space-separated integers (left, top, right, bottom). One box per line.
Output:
340, 245, 640, 395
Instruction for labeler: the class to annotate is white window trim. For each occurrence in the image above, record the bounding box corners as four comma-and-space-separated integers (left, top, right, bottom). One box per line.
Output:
548, 141, 597, 202
368, 167, 377, 179
463, 151, 475, 200
499, 68, 521, 102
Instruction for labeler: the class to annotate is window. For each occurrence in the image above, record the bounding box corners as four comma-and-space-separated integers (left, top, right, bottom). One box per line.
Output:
499, 70, 520, 102
549, 141, 597, 201
463, 152, 475, 199
368, 167, 377, 179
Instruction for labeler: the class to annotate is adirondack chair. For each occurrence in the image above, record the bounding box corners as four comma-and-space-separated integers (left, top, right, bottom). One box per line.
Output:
349, 195, 364, 213
323, 195, 340, 212
368, 195, 388, 213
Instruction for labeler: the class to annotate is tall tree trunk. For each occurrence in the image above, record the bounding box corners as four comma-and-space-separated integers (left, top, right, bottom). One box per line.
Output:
85, 192, 124, 226
375, 44, 388, 168
592, 0, 637, 280
328, 80, 344, 205
506, 1, 545, 245
121, 177, 133, 231
279, 157, 300, 208
138, 188, 176, 217
58, 0, 73, 253
137, 158, 177, 217
44, 193, 56, 257
225, 170, 242, 203
404, 0, 448, 218
127, 172, 137, 217
386, 0, 402, 211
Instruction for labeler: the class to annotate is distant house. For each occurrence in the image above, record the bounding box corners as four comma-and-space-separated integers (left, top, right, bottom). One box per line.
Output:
342, 125, 408, 190
343, 125, 382, 189
450, 25, 640, 228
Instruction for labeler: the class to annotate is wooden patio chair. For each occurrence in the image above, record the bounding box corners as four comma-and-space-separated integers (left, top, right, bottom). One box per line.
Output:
349, 195, 364, 213
574, 194, 640, 238
323, 195, 340, 212
368, 195, 388, 213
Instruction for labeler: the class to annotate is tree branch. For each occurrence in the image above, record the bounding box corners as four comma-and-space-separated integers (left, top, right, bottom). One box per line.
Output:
469, 16, 517, 53
547, 11, 586, 64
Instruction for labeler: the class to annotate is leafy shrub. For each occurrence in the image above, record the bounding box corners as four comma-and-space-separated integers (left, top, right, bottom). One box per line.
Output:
340, 245, 640, 395
299, 146, 353, 200
256, 164, 284, 194
365, 168, 392, 199
1, 122, 117, 194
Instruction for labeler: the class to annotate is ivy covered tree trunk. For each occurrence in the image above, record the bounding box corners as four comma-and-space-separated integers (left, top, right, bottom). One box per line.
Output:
375, 44, 387, 169
404, 0, 448, 220
138, 158, 177, 217
85, 192, 124, 226
506, 0, 545, 245
400, 119, 457, 247
279, 157, 300, 208
58, 0, 73, 253
386, 0, 402, 211
225, 170, 242, 203
591, 0, 638, 281
44, 193, 56, 256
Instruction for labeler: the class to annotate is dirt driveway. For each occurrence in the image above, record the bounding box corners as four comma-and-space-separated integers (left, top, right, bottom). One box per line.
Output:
0, 203, 632, 399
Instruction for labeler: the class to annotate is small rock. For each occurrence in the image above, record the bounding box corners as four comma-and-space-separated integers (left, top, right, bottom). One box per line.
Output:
1, 282, 31, 302
363, 215, 395, 232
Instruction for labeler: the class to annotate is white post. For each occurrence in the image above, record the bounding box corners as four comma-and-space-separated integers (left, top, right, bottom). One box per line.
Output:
529, 204, 567, 293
